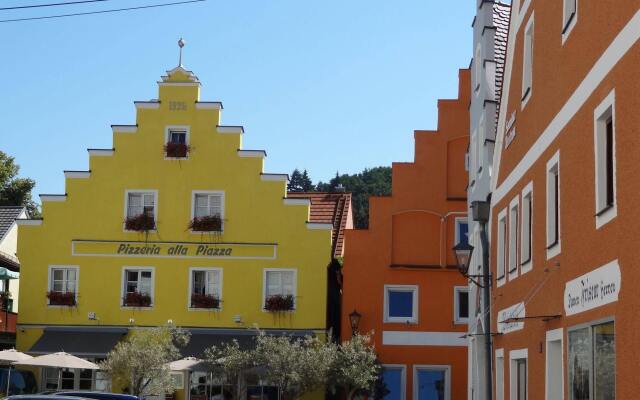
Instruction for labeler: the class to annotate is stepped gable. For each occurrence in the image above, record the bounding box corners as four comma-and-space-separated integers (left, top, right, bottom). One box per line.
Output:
494, 2, 511, 122
287, 192, 352, 257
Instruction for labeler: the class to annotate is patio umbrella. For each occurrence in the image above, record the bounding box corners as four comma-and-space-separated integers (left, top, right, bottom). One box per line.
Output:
0, 350, 33, 396
168, 357, 207, 371
13, 351, 99, 390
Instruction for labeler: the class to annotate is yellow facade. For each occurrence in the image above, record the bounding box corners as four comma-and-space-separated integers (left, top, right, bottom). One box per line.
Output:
16, 66, 332, 355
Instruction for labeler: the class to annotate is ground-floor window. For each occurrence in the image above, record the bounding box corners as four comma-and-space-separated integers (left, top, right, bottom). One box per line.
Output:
414, 365, 450, 400
43, 367, 95, 390
515, 359, 527, 400
509, 349, 527, 400
568, 320, 615, 400
190, 371, 278, 400
381, 365, 405, 400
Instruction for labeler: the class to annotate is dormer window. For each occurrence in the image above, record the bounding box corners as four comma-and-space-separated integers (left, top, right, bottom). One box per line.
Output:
165, 126, 190, 158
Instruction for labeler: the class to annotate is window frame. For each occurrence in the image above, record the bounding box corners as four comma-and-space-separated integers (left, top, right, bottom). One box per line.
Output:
121, 267, 155, 308
475, 43, 482, 92
123, 189, 158, 232
546, 151, 561, 259
453, 286, 469, 324
593, 90, 617, 229
562, 0, 578, 44
190, 190, 226, 233
188, 267, 223, 311
381, 364, 407, 400
496, 348, 505, 400
509, 348, 528, 400
454, 217, 469, 246
497, 208, 508, 285
164, 125, 190, 160
262, 268, 297, 311
545, 328, 564, 400
383, 284, 419, 324
521, 14, 534, 108
47, 265, 79, 307
508, 196, 520, 277
520, 183, 533, 273
413, 365, 451, 400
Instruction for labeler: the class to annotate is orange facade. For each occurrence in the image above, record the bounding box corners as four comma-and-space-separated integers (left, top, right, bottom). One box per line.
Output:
342, 70, 470, 400
490, 1, 640, 399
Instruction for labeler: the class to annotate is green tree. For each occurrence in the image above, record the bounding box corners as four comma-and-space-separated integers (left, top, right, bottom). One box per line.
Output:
329, 333, 379, 400
99, 325, 190, 397
316, 167, 392, 228
0, 150, 39, 217
204, 340, 255, 400
300, 170, 314, 191
287, 169, 304, 192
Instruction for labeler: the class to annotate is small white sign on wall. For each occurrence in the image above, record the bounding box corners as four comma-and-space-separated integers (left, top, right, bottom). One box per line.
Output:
497, 302, 525, 334
564, 260, 621, 316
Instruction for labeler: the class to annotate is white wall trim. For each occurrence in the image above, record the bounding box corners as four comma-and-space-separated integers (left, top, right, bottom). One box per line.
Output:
593, 89, 617, 229
561, 0, 578, 45
496, 207, 508, 286
64, 171, 90, 179
545, 328, 564, 400
492, 10, 640, 206
195, 102, 223, 110
509, 348, 529, 400
508, 195, 520, 281
520, 181, 534, 274
217, 125, 244, 134
237, 150, 266, 158
383, 331, 466, 347
111, 125, 137, 134
260, 173, 289, 182
283, 198, 311, 206
546, 151, 561, 260
40, 194, 67, 202
88, 149, 114, 157
15, 219, 43, 226
306, 223, 333, 230
157, 82, 201, 87
134, 101, 160, 110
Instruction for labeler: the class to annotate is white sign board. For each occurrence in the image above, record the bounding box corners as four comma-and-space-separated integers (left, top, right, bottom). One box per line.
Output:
564, 260, 621, 316
497, 302, 525, 334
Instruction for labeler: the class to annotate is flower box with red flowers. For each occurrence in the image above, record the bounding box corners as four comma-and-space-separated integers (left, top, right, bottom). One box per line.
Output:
189, 215, 223, 232
264, 294, 295, 312
123, 292, 152, 307
125, 213, 156, 232
164, 142, 190, 158
47, 291, 76, 306
190, 293, 220, 309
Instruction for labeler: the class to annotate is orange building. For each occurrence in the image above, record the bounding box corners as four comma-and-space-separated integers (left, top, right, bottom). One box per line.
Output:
489, 1, 639, 399
342, 70, 470, 400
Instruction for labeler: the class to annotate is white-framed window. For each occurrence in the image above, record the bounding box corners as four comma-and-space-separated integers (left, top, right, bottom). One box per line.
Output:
521, 183, 533, 273
122, 267, 154, 307
164, 125, 190, 159
545, 328, 564, 400
189, 268, 222, 309
562, 0, 577, 42
546, 152, 561, 258
384, 285, 418, 324
568, 320, 615, 400
191, 191, 225, 232
263, 268, 297, 310
496, 349, 505, 400
470, 129, 478, 176
508, 197, 519, 275
454, 217, 469, 246
478, 115, 486, 171
594, 90, 617, 228
475, 44, 482, 92
522, 14, 534, 107
497, 209, 507, 282
381, 365, 406, 400
47, 266, 78, 306
413, 365, 451, 400
453, 286, 469, 324
509, 349, 528, 400
124, 190, 157, 230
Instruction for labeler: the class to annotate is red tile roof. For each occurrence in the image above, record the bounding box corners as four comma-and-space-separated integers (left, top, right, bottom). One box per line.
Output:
287, 192, 353, 258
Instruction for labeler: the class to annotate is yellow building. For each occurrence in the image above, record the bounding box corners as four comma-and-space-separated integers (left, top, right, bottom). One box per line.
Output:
16, 56, 350, 397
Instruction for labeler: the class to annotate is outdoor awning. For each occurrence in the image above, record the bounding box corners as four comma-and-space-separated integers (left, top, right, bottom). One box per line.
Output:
29, 327, 128, 358
0, 267, 19, 280
182, 329, 314, 358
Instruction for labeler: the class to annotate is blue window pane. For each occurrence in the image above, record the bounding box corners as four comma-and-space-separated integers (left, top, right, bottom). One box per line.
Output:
417, 370, 446, 400
382, 368, 403, 400
458, 222, 469, 246
388, 290, 413, 318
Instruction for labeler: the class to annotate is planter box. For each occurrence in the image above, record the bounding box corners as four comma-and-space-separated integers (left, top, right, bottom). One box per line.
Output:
47, 291, 76, 306
264, 294, 295, 312
123, 292, 152, 307
191, 293, 220, 309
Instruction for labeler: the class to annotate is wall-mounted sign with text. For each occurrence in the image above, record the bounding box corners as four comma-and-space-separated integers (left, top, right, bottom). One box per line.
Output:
564, 260, 621, 316
72, 240, 277, 260
497, 302, 525, 334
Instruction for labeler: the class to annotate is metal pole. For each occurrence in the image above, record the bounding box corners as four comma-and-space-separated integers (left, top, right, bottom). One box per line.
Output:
480, 221, 493, 400
6, 367, 11, 396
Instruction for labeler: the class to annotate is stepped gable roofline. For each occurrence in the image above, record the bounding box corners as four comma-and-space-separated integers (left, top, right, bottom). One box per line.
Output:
0, 206, 26, 243
159, 65, 201, 85
287, 192, 353, 258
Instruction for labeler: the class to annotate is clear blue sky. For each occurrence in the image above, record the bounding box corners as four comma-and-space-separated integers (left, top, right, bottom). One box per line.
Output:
1, 0, 473, 198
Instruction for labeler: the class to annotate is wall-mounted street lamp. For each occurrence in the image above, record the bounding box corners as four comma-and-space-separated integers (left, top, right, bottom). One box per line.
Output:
452, 241, 474, 277
349, 309, 362, 337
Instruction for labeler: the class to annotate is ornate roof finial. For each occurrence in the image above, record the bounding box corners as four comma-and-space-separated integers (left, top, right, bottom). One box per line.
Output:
178, 37, 185, 67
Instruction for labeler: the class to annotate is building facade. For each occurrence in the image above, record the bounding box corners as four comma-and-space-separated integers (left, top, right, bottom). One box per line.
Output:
490, 1, 639, 399
341, 70, 470, 400
0, 206, 25, 345
466, 2, 510, 399
15, 63, 349, 398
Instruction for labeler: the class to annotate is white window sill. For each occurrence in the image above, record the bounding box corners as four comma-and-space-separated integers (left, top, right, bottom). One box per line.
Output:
189, 230, 224, 235
520, 260, 533, 275
595, 204, 617, 229
496, 276, 506, 288
120, 306, 154, 310
123, 229, 157, 233
188, 307, 222, 312
521, 88, 532, 110
383, 318, 418, 325
561, 14, 577, 45
47, 305, 78, 309
546, 241, 561, 260
164, 157, 189, 161
454, 319, 469, 325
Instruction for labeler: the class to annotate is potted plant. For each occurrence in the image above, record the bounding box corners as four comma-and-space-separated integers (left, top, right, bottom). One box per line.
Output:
164, 142, 190, 158
123, 292, 152, 307
125, 213, 156, 232
189, 215, 223, 232
47, 291, 76, 306
0, 291, 11, 310
190, 293, 220, 309
264, 294, 295, 312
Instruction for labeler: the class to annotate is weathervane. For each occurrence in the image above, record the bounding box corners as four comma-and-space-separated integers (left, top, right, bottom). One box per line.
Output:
178, 38, 185, 67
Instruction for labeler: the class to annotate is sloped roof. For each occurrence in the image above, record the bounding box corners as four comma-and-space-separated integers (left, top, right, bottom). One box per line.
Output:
0, 206, 24, 243
286, 192, 352, 258
494, 2, 511, 116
